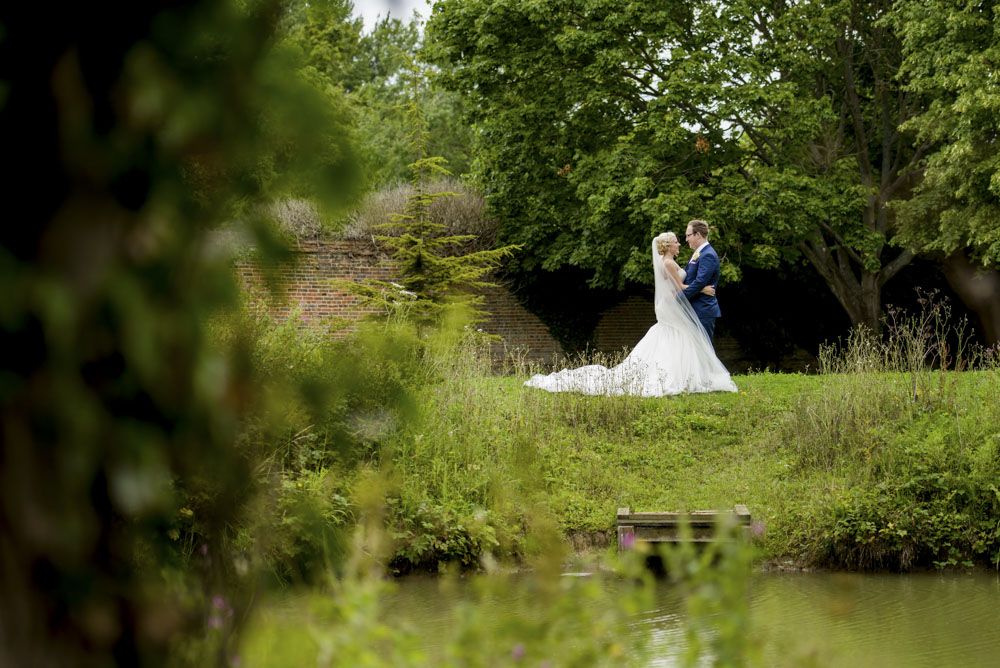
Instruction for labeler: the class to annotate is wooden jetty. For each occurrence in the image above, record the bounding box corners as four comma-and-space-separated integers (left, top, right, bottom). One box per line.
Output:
616, 505, 752, 551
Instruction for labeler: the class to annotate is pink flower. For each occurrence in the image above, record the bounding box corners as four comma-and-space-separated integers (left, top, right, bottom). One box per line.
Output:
511, 643, 526, 661
621, 530, 636, 550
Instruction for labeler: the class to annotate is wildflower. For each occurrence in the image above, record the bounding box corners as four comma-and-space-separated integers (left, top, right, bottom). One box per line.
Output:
620, 530, 636, 550
511, 643, 526, 661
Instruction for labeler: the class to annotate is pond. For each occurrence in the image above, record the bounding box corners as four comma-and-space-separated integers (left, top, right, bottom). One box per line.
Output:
380, 571, 1000, 666
246, 570, 1000, 666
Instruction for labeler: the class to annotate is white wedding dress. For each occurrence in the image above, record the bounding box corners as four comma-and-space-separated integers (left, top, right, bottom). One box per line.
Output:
524, 240, 737, 397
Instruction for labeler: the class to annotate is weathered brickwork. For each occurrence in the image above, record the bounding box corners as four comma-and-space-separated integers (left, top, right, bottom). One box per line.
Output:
236, 240, 395, 324
235, 239, 565, 362
476, 284, 566, 364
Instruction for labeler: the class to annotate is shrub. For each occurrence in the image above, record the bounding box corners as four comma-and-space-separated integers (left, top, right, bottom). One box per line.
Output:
810, 417, 1000, 570
259, 469, 354, 584
342, 177, 496, 248
386, 496, 501, 574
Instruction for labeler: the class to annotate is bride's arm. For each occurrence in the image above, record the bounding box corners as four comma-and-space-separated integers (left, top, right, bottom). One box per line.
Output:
689, 284, 715, 296
662, 257, 685, 290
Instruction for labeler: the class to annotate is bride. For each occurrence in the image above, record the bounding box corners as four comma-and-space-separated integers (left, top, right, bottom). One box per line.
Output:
524, 232, 738, 396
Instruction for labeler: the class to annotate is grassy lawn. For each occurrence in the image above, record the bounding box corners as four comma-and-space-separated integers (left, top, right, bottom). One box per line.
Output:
385, 365, 1000, 567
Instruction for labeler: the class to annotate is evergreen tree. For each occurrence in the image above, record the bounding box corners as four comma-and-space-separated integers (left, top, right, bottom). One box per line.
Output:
354, 155, 519, 326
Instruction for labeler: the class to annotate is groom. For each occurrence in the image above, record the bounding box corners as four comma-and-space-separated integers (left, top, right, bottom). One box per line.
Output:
682, 219, 722, 343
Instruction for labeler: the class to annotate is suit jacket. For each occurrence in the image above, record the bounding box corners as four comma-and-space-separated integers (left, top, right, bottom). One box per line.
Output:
682, 243, 722, 320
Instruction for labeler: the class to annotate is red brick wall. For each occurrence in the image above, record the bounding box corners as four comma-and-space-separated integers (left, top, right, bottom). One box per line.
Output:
477, 284, 565, 363
236, 239, 395, 324
593, 295, 656, 352
235, 239, 565, 362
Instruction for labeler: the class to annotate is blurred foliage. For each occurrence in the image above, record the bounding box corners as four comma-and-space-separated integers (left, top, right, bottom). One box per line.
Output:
661, 520, 761, 667
280, 0, 473, 189
239, 516, 763, 666
213, 299, 512, 582
0, 0, 363, 664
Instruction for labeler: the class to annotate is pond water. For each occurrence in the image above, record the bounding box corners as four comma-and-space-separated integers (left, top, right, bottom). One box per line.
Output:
378, 570, 1000, 667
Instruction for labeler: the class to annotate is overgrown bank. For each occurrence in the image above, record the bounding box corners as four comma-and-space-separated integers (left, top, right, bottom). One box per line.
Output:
387, 363, 1000, 572
218, 305, 1000, 580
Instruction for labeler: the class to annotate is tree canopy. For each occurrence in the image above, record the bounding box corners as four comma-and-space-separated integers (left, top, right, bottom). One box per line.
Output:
426, 0, 940, 329
892, 0, 1000, 266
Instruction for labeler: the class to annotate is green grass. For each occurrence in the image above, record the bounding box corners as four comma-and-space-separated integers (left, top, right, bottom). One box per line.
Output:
230, 301, 1000, 573
385, 356, 1000, 568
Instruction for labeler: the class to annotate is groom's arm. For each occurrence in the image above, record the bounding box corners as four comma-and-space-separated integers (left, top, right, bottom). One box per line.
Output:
682, 252, 719, 299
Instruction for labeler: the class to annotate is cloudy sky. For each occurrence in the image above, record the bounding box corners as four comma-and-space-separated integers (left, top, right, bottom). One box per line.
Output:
355, 0, 430, 30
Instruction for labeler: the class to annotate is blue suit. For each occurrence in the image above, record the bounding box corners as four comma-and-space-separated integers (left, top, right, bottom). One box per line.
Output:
682, 243, 721, 342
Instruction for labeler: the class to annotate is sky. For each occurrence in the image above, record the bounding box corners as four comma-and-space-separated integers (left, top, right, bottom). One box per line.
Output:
355, 0, 430, 31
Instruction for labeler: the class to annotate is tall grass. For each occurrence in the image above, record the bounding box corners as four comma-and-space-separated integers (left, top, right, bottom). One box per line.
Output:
791, 294, 998, 472
817, 291, 986, 375
380, 292, 1000, 571
782, 295, 1000, 569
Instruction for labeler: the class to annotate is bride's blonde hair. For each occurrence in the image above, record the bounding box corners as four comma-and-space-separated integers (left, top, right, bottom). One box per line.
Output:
654, 232, 678, 255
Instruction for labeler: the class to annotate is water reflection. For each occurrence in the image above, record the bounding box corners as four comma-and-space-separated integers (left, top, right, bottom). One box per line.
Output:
383, 571, 1000, 667
744, 572, 1000, 667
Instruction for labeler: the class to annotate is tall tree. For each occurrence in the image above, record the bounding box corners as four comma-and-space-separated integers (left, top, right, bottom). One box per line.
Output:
281, 0, 366, 90
702, 0, 923, 329
891, 0, 1000, 343
354, 15, 474, 184
427, 0, 926, 329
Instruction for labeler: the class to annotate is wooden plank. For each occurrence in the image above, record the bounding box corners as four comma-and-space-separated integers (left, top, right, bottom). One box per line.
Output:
618, 514, 751, 526
616, 505, 753, 551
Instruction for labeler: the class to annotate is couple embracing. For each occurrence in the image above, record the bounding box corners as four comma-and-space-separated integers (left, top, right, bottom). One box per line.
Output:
525, 219, 737, 397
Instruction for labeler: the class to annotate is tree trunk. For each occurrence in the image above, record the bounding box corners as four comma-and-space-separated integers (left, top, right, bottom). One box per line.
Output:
798, 234, 904, 333
942, 252, 1000, 345
828, 270, 882, 332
